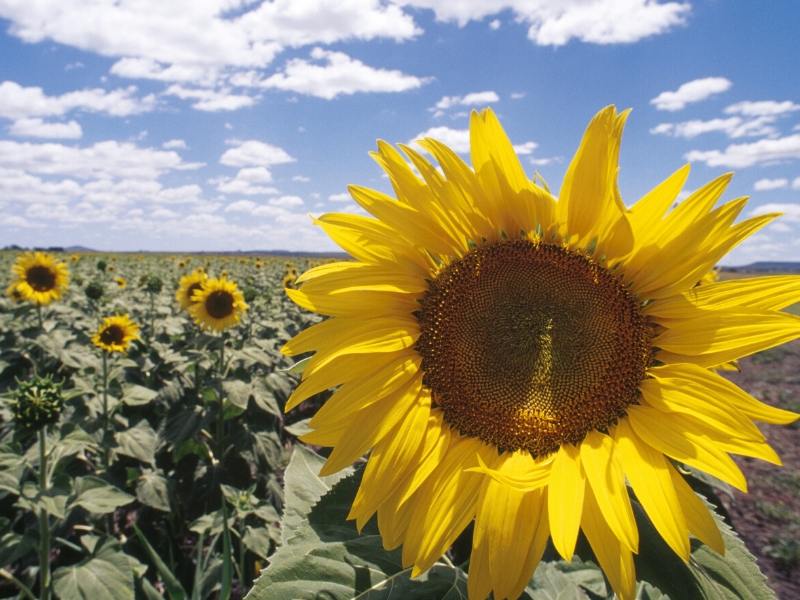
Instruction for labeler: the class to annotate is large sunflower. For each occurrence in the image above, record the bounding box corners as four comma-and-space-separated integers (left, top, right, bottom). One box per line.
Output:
11, 251, 70, 305
175, 269, 208, 311
282, 106, 800, 599
92, 314, 139, 353
188, 276, 248, 332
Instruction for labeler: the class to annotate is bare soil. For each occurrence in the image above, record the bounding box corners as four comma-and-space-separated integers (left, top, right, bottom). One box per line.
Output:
720, 340, 800, 599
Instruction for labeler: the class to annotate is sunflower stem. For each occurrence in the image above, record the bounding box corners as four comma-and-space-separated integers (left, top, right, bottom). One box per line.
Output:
216, 335, 226, 457
36, 304, 43, 331
101, 351, 110, 472
148, 293, 155, 341
37, 427, 50, 600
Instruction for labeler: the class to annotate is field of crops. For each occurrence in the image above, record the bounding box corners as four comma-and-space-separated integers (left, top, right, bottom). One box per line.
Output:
0, 251, 323, 599
1, 251, 798, 600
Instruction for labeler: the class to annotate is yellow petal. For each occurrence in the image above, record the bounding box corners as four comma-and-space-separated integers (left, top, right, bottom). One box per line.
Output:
467, 451, 552, 492
627, 163, 690, 237
581, 486, 637, 600
649, 363, 798, 425
547, 443, 585, 560
627, 404, 747, 491
579, 430, 639, 553
557, 105, 633, 259
668, 463, 725, 554
614, 420, 690, 561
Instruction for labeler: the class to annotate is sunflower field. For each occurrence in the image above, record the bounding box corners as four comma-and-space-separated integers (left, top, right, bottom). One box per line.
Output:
2, 106, 800, 600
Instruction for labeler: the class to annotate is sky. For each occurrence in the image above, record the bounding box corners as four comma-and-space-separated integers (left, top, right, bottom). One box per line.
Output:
0, 1, 798, 265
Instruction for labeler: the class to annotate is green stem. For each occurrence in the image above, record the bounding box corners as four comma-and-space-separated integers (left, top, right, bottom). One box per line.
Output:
102, 352, 110, 471
216, 336, 225, 456
0, 568, 36, 600
149, 293, 155, 341
38, 428, 50, 600
36, 304, 43, 331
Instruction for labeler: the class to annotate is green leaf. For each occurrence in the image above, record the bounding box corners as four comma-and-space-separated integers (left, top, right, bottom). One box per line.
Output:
71, 476, 135, 515
115, 420, 158, 466
284, 418, 312, 438
245, 446, 467, 600
122, 384, 158, 406
133, 523, 187, 600
52, 538, 135, 600
0, 451, 26, 494
524, 559, 607, 599
242, 526, 273, 560
136, 470, 171, 512
631, 494, 776, 600
222, 380, 251, 411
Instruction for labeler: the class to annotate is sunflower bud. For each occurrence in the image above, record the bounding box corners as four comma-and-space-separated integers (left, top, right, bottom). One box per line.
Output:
145, 276, 163, 294
96, 260, 107, 272
85, 280, 104, 301
13, 375, 64, 431
242, 286, 257, 303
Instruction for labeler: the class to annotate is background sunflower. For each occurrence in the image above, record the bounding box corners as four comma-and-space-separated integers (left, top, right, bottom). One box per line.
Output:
188, 276, 248, 332
92, 314, 139, 353
10, 251, 70, 305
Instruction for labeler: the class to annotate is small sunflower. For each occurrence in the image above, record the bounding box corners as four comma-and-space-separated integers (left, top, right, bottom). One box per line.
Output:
6, 281, 24, 303
92, 314, 139, 353
175, 269, 208, 311
282, 106, 800, 600
282, 268, 299, 289
115, 276, 127, 289
11, 251, 70, 305
188, 276, 248, 332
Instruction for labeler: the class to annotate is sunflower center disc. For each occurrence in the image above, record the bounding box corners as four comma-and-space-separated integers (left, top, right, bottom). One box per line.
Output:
206, 290, 234, 319
415, 239, 652, 457
26, 266, 57, 292
100, 325, 124, 346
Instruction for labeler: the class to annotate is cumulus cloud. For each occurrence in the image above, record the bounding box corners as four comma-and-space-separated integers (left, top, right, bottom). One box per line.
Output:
0, 80, 156, 120
220, 140, 295, 168
650, 116, 778, 139
213, 167, 279, 196
650, 77, 732, 111
328, 192, 351, 203
260, 48, 430, 99
725, 100, 800, 117
750, 203, 800, 222
685, 134, 800, 168
411, 126, 540, 160
162, 139, 187, 150
753, 178, 788, 191
431, 91, 499, 117
165, 85, 256, 112
8, 118, 83, 139
398, 0, 689, 45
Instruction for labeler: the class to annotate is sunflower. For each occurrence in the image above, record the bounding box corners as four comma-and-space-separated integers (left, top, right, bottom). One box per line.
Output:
11, 251, 70, 305
282, 106, 800, 600
188, 276, 247, 332
175, 269, 208, 311
5, 281, 24, 303
282, 268, 299, 289
92, 314, 139, 353
115, 276, 127, 289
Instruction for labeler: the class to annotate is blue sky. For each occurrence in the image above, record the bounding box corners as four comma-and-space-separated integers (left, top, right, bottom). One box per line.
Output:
0, 1, 798, 264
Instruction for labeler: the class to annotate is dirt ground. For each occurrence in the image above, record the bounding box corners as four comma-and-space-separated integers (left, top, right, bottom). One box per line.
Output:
720, 340, 800, 599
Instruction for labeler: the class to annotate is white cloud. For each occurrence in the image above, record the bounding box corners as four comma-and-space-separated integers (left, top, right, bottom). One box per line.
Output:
164, 85, 255, 112
753, 178, 788, 191
512, 141, 538, 155
269, 195, 304, 207
220, 140, 295, 168
685, 135, 800, 168
111, 58, 218, 85
650, 77, 731, 111
214, 167, 279, 196
725, 100, 800, 117
8, 118, 83, 139
650, 116, 778, 139
794, 177, 800, 190
412, 126, 471, 154
328, 192, 351, 203
0, 80, 156, 120
162, 139, 187, 150
260, 48, 429, 100
0, 140, 201, 179
510, 92, 526, 100
432, 91, 499, 117
489, 19, 501, 30
398, 0, 690, 45
292, 175, 310, 182
750, 203, 800, 222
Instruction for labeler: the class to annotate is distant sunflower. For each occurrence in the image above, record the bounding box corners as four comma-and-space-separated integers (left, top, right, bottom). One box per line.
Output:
115, 276, 127, 289
5, 281, 24, 303
11, 251, 70, 305
282, 268, 299, 289
175, 269, 208, 311
188, 276, 247, 332
282, 106, 800, 600
92, 314, 139, 353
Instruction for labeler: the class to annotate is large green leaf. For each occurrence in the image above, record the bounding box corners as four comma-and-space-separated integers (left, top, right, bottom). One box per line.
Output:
136, 469, 171, 512
116, 420, 158, 465
70, 476, 135, 515
52, 538, 135, 600
245, 446, 467, 600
